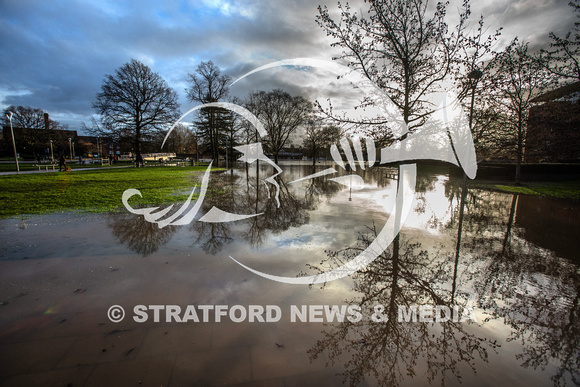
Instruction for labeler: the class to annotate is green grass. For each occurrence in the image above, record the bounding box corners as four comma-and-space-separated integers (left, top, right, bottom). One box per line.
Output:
469, 180, 580, 200
0, 166, 221, 217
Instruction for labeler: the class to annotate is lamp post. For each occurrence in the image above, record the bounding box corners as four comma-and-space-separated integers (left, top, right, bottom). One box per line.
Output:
193, 130, 199, 163
68, 138, 72, 160
72, 142, 75, 158
225, 136, 229, 170
6, 112, 19, 173
452, 67, 483, 301
97, 136, 100, 159
50, 140, 54, 163
467, 68, 483, 132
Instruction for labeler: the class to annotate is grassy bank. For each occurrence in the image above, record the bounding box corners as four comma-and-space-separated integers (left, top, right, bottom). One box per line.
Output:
0, 161, 136, 173
468, 180, 580, 200
0, 161, 212, 172
0, 166, 219, 217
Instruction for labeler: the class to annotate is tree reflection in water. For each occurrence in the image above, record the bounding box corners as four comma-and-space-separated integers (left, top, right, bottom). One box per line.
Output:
107, 165, 579, 384
301, 165, 344, 211
240, 177, 310, 248
456, 190, 580, 386
308, 171, 579, 386
307, 226, 498, 386
108, 212, 178, 256
189, 172, 236, 255
107, 164, 345, 257
190, 164, 343, 251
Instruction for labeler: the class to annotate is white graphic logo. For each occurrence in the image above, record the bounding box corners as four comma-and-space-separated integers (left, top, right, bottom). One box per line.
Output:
122, 58, 477, 284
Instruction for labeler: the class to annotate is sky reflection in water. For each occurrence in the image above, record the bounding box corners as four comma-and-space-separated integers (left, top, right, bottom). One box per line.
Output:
0, 163, 578, 386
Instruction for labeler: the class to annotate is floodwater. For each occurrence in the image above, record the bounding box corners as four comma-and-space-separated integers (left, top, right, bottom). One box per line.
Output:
0, 163, 578, 386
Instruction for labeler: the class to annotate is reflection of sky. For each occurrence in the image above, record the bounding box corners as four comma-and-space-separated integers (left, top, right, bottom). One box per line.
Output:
405, 176, 455, 234
221, 169, 459, 276
1, 167, 578, 385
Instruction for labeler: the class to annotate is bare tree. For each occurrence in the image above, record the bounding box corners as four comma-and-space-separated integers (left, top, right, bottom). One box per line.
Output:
316, 0, 470, 132
303, 121, 342, 166
488, 40, 552, 182
186, 61, 231, 161
453, 15, 502, 160
246, 89, 312, 163
163, 123, 197, 155
540, 0, 580, 82
1, 105, 70, 158
92, 59, 180, 164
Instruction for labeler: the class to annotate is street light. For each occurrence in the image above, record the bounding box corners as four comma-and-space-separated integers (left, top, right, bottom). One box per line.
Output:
6, 112, 19, 173
452, 66, 483, 301
72, 142, 75, 158
226, 136, 229, 170
467, 68, 483, 130
68, 138, 72, 160
50, 140, 54, 163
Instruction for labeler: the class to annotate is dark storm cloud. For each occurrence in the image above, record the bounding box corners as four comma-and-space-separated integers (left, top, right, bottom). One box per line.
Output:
0, 0, 576, 131
471, 0, 576, 49
0, 0, 333, 129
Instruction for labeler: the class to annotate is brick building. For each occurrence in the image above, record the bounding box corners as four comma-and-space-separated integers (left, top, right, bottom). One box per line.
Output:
526, 82, 580, 162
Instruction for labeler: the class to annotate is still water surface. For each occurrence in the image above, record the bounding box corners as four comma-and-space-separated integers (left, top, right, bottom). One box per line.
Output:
0, 163, 578, 386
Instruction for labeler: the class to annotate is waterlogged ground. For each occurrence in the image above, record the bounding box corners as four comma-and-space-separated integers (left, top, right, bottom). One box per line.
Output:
0, 163, 578, 386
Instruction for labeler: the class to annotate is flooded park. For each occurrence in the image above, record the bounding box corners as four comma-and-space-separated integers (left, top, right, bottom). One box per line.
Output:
0, 162, 578, 386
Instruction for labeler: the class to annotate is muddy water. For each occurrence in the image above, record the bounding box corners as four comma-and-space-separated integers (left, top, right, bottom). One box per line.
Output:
0, 163, 578, 386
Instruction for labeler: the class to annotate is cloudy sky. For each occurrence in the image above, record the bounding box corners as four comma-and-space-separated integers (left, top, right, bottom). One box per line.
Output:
0, 0, 575, 133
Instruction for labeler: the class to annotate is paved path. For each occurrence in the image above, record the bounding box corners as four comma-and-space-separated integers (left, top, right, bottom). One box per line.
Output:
0, 165, 135, 176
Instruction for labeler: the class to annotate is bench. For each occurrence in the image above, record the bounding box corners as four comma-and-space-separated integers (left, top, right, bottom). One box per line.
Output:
34, 164, 57, 171
162, 161, 186, 166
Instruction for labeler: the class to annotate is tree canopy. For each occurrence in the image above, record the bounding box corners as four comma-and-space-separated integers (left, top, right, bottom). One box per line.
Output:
186, 61, 231, 161
92, 59, 180, 160
2, 105, 67, 130
246, 89, 312, 163
317, 0, 470, 132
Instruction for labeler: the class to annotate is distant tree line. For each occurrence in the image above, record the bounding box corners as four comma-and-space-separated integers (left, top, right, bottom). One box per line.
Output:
79, 59, 336, 165
0, 105, 75, 159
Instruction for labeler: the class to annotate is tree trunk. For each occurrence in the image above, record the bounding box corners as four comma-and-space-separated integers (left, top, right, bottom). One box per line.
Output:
135, 126, 142, 167
515, 154, 522, 184
312, 143, 316, 167
515, 122, 523, 184
502, 194, 519, 255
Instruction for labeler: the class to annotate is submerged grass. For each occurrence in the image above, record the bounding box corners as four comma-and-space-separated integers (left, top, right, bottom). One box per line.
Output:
469, 180, 580, 200
0, 166, 220, 217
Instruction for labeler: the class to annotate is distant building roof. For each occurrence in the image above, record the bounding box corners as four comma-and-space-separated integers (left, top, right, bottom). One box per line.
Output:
531, 81, 580, 103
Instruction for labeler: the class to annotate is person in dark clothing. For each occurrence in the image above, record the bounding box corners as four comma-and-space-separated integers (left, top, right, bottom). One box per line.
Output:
59, 155, 66, 172
136, 154, 144, 168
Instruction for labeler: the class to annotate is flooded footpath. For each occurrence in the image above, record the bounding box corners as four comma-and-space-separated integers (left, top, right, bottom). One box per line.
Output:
1, 163, 578, 386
